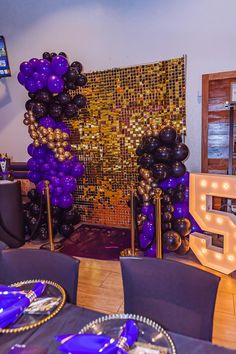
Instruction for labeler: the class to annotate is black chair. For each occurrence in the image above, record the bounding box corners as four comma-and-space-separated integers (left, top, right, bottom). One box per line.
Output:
120, 257, 220, 341
0, 249, 79, 304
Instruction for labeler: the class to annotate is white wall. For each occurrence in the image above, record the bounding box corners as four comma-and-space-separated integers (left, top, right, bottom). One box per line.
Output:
0, 0, 235, 171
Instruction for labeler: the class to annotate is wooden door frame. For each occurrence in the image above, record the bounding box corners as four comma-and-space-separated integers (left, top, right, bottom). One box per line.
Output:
201, 70, 236, 172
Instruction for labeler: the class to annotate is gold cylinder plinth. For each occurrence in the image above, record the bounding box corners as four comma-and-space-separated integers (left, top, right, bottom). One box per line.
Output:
40, 180, 63, 252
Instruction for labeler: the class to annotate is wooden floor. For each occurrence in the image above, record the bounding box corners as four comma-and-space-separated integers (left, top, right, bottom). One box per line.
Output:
76, 257, 236, 350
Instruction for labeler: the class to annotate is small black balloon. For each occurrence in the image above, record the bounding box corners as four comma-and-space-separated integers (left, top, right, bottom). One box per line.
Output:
161, 222, 172, 232
57, 92, 71, 105
59, 223, 74, 238
65, 81, 77, 90
50, 52, 57, 59
66, 68, 79, 82
29, 217, 39, 232
143, 136, 160, 154
166, 187, 176, 197
171, 161, 186, 178
71, 61, 83, 73
154, 146, 172, 162
28, 92, 36, 99
136, 145, 145, 156
174, 191, 185, 203
29, 203, 41, 217
176, 183, 186, 192
76, 74, 87, 87
173, 217, 192, 237
43, 52, 51, 61
63, 209, 77, 225
25, 99, 36, 111
27, 189, 39, 201
64, 102, 78, 118
37, 225, 48, 241
35, 90, 52, 105
73, 94, 87, 108
138, 154, 155, 169
175, 134, 182, 143
172, 143, 189, 162
32, 102, 47, 119
162, 204, 175, 213
152, 163, 170, 181
51, 206, 63, 217
58, 52, 67, 57
162, 211, 172, 222
175, 238, 190, 255
49, 103, 63, 119
163, 230, 181, 251
161, 194, 172, 205
159, 126, 177, 145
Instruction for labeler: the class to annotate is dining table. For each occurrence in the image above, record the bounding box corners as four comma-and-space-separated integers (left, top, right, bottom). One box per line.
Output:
0, 303, 235, 354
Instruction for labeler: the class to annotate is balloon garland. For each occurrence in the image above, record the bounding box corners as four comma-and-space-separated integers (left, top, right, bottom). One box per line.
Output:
136, 124, 201, 256
18, 52, 86, 210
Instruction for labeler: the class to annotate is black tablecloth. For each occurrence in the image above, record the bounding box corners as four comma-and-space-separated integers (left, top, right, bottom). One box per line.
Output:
0, 304, 235, 354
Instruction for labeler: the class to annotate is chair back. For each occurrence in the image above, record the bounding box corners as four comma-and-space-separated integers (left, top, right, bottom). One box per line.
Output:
120, 257, 220, 341
0, 249, 79, 304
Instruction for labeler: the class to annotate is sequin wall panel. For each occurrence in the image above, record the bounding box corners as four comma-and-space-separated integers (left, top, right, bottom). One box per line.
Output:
67, 56, 186, 226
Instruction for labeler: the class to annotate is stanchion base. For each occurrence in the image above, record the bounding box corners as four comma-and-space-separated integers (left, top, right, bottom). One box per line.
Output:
120, 248, 143, 257
40, 241, 64, 252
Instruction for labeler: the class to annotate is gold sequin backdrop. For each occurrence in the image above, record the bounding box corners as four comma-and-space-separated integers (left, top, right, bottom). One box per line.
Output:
66, 56, 186, 227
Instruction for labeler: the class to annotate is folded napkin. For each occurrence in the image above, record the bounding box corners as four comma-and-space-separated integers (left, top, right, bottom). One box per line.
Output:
0, 282, 46, 329
55, 319, 139, 353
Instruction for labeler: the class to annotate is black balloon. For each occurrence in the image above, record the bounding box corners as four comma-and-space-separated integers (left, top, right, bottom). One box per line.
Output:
37, 225, 48, 241
29, 203, 41, 217
162, 204, 175, 213
59, 223, 74, 237
52, 218, 60, 233
163, 230, 181, 251
35, 89, 52, 105
154, 146, 172, 162
66, 68, 78, 82
152, 163, 169, 181
174, 191, 185, 203
63, 209, 77, 224
58, 52, 67, 58
175, 238, 190, 255
64, 103, 78, 118
49, 103, 63, 119
143, 136, 160, 153
159, 126, 176, 145
57, 92, 71, 105
166, 187, 175, 197
65, 81, 77, 90
162, 211, 172, 222
27, 188, 39, 201
28, 92, 36, 99
76, 74, 87, 87
175, 134, 182, 143
138, 154, 154, 169
51, 206, 63, 217
73, 94, 87, 108
29, 217, 38, 232
170, 161, 186, 178
43, 52, 51, 61
161, 222, 172, 232
25, 99, 36, 111
136, 145, 145, 156
176, 183, 186, 192
173, 217, 192, 237
71, 61, 83, 73
161, 194, 172, 205
172, 143, 189, 162
32, 102, 47, 119
50, 52, 57, 60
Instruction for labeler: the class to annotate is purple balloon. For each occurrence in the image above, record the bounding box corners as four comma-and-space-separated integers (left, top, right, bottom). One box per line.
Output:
47, 75, 64, 94
58, 193, 73, 209
36, 180, 46, 195
27, 158, 40, 171
27, 143, 35, 157
61, 176, 77, 193
57, 160, 72, 174
41, 163, 51, 172
51, 55, 69, 76
20, 61, 34, 77
35, 79, 44, 91
173, 202, 189, 218
32, 146, 47, 159
53, 186, 64, 197
65, 143, 72, 152
56, 122, 71, 135
159, 177, 177, 189
39, 116, 56, 129
25, 77, 37, 93
71, 162, 84, 178
139, 233, 150, 248
48, 169, 57, 177
17, 72, 26, 85
141, 204, 154, 216
36, 59, 51, 76
28, 171, 41, 184
142, 221, 154, 237
29, 58, 40, 70
175, 171, 189, 187
50, 176, 61, 187
51, 195, 59, 206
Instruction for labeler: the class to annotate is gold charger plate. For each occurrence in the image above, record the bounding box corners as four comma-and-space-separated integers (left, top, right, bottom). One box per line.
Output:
0, 279, 66, 334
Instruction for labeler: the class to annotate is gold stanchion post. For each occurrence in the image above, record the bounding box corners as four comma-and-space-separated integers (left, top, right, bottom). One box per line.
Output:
40, 180, 63, 252
154, 188, 163, 259
120, 185, 143, 257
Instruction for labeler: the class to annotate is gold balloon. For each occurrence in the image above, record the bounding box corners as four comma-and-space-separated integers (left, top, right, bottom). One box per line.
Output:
140, 180, 146, 188
47, 134, 54, 142
143, 202, 150, 207
142, 171, 151, 180
33, 139, 40, 147
41, 137, 48, 144
62, 141, 69, 148
54, 128, 61, 135
47, 142, 55, 149
149, 190, 155, 197
57, 147, 65, 154
28, 116, 36, 123
47, 128, 54, 133
56, 142, 62, 147
64, 151, 71, 158
23, 118, 29, 125
152, 129, 159, 137
41, 128, 48, 136
55, 134, 62, 142
147, 177, 154, 184
143, 193, 150, 202
145, 185, 152, 193
137, 186, 145, 196
53, 148, 57, 153
146, 130, 152, 136
28, 124, 36, 131
30, 131, 38, 139
55, 153, 60, 159
62, 132, 69, 140
24, 112, 30, 119
58, 155, 66, 162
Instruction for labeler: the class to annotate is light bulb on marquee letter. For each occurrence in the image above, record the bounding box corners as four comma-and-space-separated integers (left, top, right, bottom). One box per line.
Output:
189, 173, 236, 274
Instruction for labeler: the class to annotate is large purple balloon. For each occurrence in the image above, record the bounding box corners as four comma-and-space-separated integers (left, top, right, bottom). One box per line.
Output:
27, 158, 41, 171
17, 72, 26, 85
20, 61, 34, 77
29, 58, 40, 70
159, 177, 177, 190
51, 55, 69, 76
71, 162, 84, 178
39, 116, 56, 129
28, 171, 41, 184
58, 193, 73, 209
51, 195, 59, 206
32, 146, 47, 159
27, 143, 35, 157
57, 160, 72, 174
36, 59, 51, 76
56, 122, 71, 135
142, 221, 154, 237
173, 202, 189, 218
141, 204, 154, 216
25, 77, 37, 93
61, 176, 77, 193
47, 75, 64, 94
